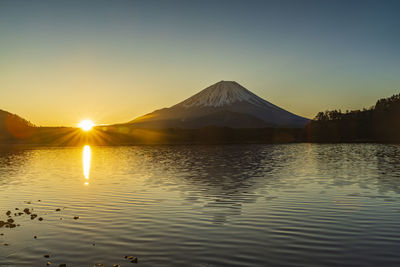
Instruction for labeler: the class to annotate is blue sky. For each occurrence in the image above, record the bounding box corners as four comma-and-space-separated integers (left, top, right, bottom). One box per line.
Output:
1, 0, 399, 126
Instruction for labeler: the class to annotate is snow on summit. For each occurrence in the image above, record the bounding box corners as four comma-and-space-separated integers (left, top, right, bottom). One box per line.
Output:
177, 81, 273, 108
129, 80, 310, 128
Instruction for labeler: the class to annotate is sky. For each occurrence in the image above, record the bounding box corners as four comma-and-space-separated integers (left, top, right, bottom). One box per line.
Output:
1, 0, 399, 126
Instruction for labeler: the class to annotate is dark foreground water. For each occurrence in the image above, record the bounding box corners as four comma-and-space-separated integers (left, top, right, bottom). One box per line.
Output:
1, 144, 400, 266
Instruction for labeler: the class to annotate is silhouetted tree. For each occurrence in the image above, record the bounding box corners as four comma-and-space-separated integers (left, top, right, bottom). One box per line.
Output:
308, 92, 400, 142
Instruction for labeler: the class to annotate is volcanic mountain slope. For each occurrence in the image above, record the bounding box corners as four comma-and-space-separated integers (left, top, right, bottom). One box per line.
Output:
128, 81, 310, 128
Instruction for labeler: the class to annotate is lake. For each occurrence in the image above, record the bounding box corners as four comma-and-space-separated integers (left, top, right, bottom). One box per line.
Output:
1, 144, 400, 266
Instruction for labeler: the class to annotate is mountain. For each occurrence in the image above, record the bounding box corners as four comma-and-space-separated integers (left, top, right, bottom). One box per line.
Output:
128, 81, 309, 128
0, 109, 35, 140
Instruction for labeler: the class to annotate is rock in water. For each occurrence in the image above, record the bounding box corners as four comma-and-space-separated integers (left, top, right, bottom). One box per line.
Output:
23, 208, 31, 215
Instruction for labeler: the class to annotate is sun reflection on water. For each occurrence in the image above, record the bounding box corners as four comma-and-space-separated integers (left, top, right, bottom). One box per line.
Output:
83, 145, 91, 185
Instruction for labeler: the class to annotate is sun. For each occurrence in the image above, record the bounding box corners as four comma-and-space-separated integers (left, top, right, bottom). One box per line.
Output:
78, 119, 95, 131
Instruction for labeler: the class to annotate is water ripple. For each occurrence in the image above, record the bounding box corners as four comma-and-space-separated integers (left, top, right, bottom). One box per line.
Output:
1, 144, 400, 266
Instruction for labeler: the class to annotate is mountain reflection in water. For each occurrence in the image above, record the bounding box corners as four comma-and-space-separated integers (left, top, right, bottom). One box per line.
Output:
0, 144, 400, 266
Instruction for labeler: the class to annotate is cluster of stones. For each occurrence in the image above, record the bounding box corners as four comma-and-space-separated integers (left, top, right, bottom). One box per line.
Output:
0, 207, 44, 231
0, 217, 17, 228
2, 201, 139, 266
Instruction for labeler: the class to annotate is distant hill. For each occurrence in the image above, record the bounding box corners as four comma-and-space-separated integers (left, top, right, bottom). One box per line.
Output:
0, 109, 35, 141
127, 81, 310, 129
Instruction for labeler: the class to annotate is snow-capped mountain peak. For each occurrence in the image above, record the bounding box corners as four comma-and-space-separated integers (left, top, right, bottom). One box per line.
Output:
176, 81, 272, 108
129, 80, 310, 128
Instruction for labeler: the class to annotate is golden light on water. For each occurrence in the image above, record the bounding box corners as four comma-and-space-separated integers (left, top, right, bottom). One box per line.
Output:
79, 119, 95, 131
83, 145, 91, 184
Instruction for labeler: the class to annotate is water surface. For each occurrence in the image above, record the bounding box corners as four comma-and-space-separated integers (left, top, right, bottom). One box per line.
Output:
1, 144, 400, 266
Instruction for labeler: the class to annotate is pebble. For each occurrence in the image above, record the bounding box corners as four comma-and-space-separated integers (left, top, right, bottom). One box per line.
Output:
47, 261, 51, 265
124, 255, 138, 263
38, 217, 44, 221
23, 208, 31, 215
73, 216, 80, 220
44, 254, 50, 258
59, 264, 66, 267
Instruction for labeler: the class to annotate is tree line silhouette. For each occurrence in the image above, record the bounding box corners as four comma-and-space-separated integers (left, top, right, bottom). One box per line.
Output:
307, 93, 400, 142
2, 93, 400, 145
